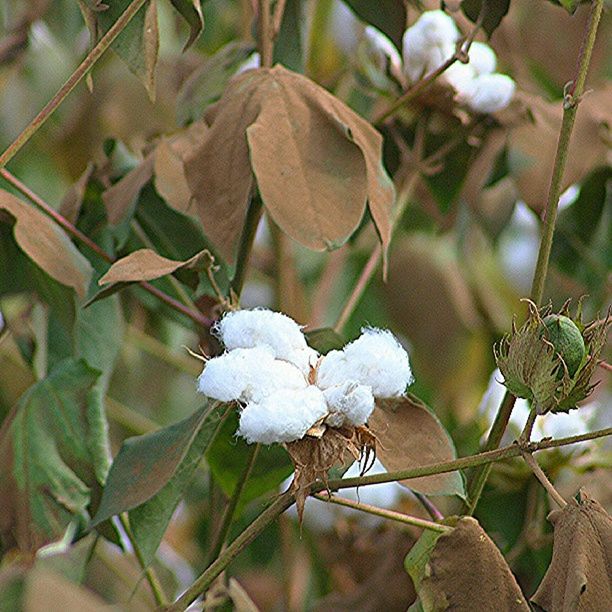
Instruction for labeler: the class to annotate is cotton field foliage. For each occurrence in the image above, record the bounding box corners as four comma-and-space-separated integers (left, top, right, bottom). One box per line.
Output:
197, 309, 414, 444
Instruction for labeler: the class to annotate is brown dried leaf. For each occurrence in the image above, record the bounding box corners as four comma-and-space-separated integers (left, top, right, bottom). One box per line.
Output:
368, 396, 465, 498
184, 66, 394, 264
59, 162, 94, 224
531, 490, 612, 611
0, 189, 92, 298
412, 517, 530, 611
228, 578, 261, 612
98, 248, 207, 285
153, 121, 208, 217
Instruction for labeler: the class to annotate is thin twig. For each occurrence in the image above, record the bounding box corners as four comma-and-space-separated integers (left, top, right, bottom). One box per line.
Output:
258, 0, 273, 68
521, 451, 567, 508
412, 491, 445, 522
0, 168, 212, 329
271, 0, 288, 37
0, 0, 149, 168
519, 406, 538, 444
312, 492, 451, 533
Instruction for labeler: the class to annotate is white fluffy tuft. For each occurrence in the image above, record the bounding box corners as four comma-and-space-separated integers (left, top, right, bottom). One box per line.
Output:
238, 386, 328, 444
466, 41, 497, 76
324, 381, 375, 427
317, 328, 413, 397
456, 73, 516, 113
198, 347, 307, 403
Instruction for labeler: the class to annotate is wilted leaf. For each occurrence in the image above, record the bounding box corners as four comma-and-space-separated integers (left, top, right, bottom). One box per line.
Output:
0, 359, 107, 553
405, 516, 530, 611
462, 0, 511, 37
169, 0, 203, 50
59, 163, 94, 224
342, 0, 407, 48
102, 154, 154, 225
98, 247, 208, 285
368, 395, 465, 498
176, 41, 256, 126
531, 490, 612, 611
184, 66, 394, 264
128, 406, 224, 566
92, 403, 217, 526
96, 0, 159, 98
0, 190, 93, 298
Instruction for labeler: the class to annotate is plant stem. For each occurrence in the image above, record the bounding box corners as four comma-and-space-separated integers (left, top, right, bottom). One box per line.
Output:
0, 0, 148, 169
167, 427, 610, 610
0, 168, 212, 329
231, 196, 263, 297
207, 444, 260, 564
412, 491, 445, 522
312, 492, 451, 533
530, 0, 605, 305
119, 514, 168, 607
258, 0, 273, 68
465, 0, 604, 514
521, 451, 567, 509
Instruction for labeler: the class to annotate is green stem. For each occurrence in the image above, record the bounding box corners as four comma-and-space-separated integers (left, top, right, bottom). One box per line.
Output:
464, 0, 604, 514
521, 451, 567, 509
207, 444, 260, 564
0, 0, 149, 168
167, 427, 610, 611
312, 493, 451, 533
119, 514, 168, 607
231, 196, 263, 298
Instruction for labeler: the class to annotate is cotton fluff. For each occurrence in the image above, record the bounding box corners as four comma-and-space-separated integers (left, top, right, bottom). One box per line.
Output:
456, 73, 516, 114
402, 10, 459, 83
214, 309, 311, 371
238, 386, 328, 444
317, 328, 413, 398
198, 347, 307, 403
444, 41, 496, 91
323, 381, 375, 427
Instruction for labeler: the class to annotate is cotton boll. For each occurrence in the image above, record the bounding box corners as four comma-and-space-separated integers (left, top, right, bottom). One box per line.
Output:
324, 381, 375, 427
359, 26, 404, 87
315, 349, 353, 389
411, 10, 460, 47
197, 347, 307, 403
458, 73, 516, 113
466, 42, 496, 76
215, 309, 309, 362
285, 346, 320, 376
237, 386, 329, 444
444, 61, 475, 93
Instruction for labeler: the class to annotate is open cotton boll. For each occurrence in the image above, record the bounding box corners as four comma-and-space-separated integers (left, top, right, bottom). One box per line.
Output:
444, 62, 475, 93
458, 73, 516, 113
237, 386, 329, 444
324, 381, 375, 427
466, 42, 497, 76
214, 309, 309, 362
197, 347, 307, 403
284, 346, 320, 376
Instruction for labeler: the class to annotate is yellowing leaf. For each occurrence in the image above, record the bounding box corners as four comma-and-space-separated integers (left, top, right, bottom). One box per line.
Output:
531, 490, 612, 611
184, 66, 394, 264
0, 190, 92, 298
368, 395, 465, 498
98, 248, 207, 284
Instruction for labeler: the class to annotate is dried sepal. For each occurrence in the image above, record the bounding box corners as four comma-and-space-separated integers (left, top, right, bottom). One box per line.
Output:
495, 302, 610, 414
285, 425, 376, 522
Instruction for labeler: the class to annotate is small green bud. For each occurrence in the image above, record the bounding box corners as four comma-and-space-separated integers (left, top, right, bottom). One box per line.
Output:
540, 315, 586, 377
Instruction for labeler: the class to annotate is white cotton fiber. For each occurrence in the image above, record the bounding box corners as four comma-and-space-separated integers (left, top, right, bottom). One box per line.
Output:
402, 10, 459, 83
324, 381, 375, 427
317, 329, 413, 398
466, 41, 497, 76
457, 73, 516, 113
197, 347, 307, 403
214, 309, 309, 362
237, 386, 329, 444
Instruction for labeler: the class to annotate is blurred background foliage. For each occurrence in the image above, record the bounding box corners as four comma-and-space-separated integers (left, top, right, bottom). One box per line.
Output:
0, 0, 610, 609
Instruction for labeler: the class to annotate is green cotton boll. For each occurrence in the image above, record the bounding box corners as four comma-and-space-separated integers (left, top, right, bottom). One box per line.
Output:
541, 315, 586, 377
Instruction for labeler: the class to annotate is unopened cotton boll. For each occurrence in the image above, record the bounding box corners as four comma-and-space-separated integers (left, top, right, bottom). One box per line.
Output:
215, 309, 309, 363
458, 73, 516, 113
197, 347, 307, 403
324, 381, 375, 427
238, 386, 329, 444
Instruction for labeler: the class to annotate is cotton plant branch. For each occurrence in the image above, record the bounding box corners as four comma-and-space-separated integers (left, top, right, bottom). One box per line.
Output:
0, 168, 213, 329
166, 427, 611, 611
521, 451, 567, 509
465, 0, 605, 514
0, 0, 149, 169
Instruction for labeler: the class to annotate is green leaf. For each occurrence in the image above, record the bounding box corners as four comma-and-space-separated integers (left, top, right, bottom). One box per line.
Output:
0, 359, 107, 553
342, 0, 406, 48
96, 0, 159, 98
368, 395, 466, 498
305, 327, 346, 354
273, 0, 303, 72
461, 0, 511, 37
169, 0, 204, 50
92, 402, 218, 526
404, 527, 444, 592
128, 405, 225, 566
176, 41, 256, 127
546, 0, 588, 14
206, 412, 294, 508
